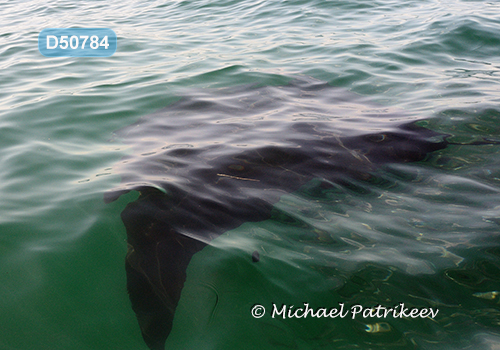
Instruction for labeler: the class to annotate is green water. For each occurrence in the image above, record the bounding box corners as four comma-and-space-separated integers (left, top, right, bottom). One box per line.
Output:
1, 0, 500, 349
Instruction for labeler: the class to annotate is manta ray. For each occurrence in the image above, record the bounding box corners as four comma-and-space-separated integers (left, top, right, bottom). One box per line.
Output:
104, 77, 450, 349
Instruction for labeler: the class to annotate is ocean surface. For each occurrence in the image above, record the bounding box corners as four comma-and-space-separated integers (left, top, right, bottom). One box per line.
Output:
1, 0, 500, 349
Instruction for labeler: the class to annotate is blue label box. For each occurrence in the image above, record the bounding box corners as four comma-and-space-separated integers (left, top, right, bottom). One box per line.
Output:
39, 28, 117, 57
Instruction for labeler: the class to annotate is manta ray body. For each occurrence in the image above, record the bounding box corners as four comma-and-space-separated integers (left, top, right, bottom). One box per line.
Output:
105, 77, 449, 349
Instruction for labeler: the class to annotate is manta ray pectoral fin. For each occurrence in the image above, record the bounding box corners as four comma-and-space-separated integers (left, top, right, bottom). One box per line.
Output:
121, 188, 207, 350
126, 256, 171, 350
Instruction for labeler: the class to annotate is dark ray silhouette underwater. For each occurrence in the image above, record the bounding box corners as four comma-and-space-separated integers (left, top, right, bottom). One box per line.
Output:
105, 77, 455, 350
